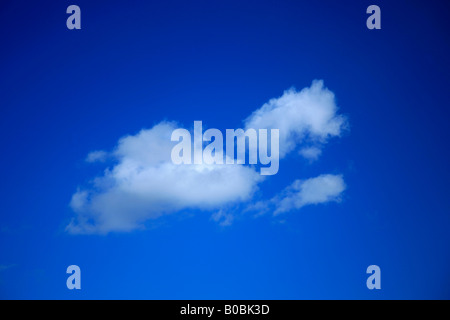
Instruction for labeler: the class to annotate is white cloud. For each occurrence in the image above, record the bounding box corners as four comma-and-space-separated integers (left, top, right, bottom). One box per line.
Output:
67, 122, 262, 234
85, 150, 108, 163
245, 174, 346, 216
67, 81, 348, 234
210, 210, 234, 227
299, 146, 322, 161
244, 80, 347, 158
272, 174, 346, 215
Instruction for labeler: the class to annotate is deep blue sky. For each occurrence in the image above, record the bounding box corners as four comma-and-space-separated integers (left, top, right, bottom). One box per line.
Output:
1, 0, 449, 299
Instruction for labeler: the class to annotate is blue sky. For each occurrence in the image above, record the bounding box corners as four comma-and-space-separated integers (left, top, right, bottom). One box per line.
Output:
1, 0, 450, 299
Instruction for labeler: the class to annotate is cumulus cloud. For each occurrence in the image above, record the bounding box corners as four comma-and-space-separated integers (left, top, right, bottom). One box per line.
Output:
246, 174, 346, 216
67, 122, 262, 234
244, 80, 347, 158
272, 174, 346, 215
67, 80, 347, 234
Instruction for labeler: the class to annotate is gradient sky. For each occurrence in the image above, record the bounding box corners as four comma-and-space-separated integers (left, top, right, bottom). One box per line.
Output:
0, 0, 449, 299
